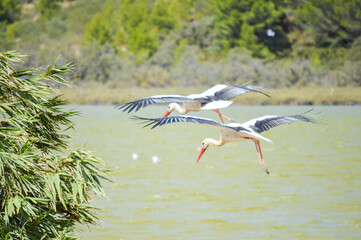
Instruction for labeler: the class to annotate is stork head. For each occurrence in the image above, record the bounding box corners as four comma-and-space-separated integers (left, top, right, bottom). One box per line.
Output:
197, 138, 218, 163
163, 103, 178, 117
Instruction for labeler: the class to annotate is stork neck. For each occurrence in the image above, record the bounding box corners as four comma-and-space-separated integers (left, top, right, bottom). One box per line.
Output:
174, 103, 187, 114
208, 137, 226, 147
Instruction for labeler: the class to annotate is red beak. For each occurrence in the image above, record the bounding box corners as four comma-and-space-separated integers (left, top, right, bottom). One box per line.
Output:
163, 110, 171, 118
197, 147, 207, 163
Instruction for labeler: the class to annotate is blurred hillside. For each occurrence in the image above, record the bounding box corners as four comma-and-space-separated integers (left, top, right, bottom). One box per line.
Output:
1, 0, 361, 88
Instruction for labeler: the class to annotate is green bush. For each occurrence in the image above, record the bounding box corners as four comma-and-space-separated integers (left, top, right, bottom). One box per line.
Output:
297, 0, 361, 47
37, 0, 60, 19
346, 36, 361, 62
84, 13, 112, 48
0, 51, 111, 239
0, 0, 21, 23
47, 17, 67, 39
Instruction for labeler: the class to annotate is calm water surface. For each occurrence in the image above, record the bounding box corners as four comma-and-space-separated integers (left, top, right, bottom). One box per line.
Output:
70, 105, 361, 240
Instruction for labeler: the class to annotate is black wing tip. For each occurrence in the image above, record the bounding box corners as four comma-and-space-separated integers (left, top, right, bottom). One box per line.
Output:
131, 115, 165, 129
294, 109, 327, 125
130, 115, 157, 122
116, 98, 148, 113
130, 115, 145, 121
115, 102, 133, 113
251, 87, 271, 98
233, 84, 271, 98
115, 103, 126, 110
260, 90, 271, 98
130, 115, 150, 124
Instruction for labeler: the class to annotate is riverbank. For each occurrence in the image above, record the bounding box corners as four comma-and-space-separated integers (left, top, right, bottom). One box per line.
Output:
58, 83, 361, 105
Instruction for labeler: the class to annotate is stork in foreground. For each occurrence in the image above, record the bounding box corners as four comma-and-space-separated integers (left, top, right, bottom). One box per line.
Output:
133, 112, 320, 174
118, 84, 269, 123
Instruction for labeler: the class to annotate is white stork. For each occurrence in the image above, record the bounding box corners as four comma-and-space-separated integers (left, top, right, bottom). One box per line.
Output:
118, 84, 269, 123
133, 112, 320, 174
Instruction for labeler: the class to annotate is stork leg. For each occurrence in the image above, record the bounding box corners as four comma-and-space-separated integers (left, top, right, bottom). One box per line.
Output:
254, 139, 269, 175
244, 137, 269, 174
212, 109, 234, 123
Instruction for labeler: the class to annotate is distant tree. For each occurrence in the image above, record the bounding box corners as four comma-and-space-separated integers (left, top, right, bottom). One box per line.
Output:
119, 0, 150, 33
239, 22, 273, 58
177, 16, 215, 51
212, 0, 290, 57
245, 0, 290, 55
117, 0, 160, 56
0, 51, 110, 239
0, 0, 21, 23
84, 13, 112, 48
213, 0, 252, 50
346, 36, 361, 62
37, 0, 60, 18
84, 0, 191, 57
297, 0, 361, 47
150, 0, 176, 32
129, 22, 159, 57
168, 0, 193, 26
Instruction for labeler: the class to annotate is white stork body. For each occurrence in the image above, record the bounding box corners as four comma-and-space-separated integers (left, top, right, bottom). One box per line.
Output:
220, 122, 272, 144
119, 84, 269, 123
133, 113, 319, 174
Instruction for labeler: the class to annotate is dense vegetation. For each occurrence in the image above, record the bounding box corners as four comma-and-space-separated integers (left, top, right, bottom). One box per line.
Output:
0, 51, 110, 239
1, 0, 360, 89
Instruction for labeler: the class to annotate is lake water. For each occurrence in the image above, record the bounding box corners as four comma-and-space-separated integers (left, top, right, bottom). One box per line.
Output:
70, 105, 361, 240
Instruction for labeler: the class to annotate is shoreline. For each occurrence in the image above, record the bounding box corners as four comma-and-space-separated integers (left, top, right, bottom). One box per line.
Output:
57, 84, 361, 106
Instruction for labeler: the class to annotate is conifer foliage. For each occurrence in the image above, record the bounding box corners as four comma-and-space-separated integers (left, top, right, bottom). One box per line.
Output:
0, 51, 110, 239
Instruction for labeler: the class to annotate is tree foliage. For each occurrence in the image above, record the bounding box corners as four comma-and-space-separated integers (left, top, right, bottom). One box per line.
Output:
0, 51, 111, 239
212, 0, 290, 57
84, 13, 112, 48
150, 0, 176, 32
0, 0, 21, 23
1, 0, 361, 87
37, 0, 60, 18
213, 0, 252, 50
84, 0, 193, 57
297, 0, 361, 47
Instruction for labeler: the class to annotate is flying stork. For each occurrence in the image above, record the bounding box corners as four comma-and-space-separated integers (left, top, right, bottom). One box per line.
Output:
133, 112, 320, 174
118, 84, 269, 123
